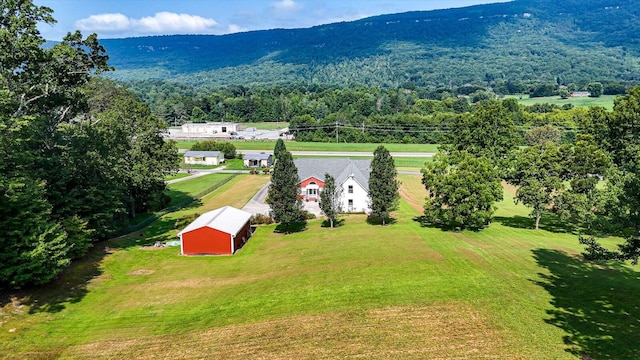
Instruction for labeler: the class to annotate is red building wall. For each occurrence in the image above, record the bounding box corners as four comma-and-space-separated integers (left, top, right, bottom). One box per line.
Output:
233, 221, 251, 252
182, 227, 231, 255
300, 177, 325, 188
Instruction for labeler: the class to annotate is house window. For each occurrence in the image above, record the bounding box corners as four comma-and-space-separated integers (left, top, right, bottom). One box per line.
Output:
308, 189, 317, 195
348, 185, 353, 194
348, 199, 353, 206
221, 126, 227, 133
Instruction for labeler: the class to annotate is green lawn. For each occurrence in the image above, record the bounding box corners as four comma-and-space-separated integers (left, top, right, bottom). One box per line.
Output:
2, 177, 639, 359
506, 94, 617, 110
164, 172, 191, 181
165, 173, 235, 207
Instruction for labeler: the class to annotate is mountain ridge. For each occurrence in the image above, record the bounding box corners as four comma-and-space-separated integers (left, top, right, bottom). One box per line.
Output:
100, 0, 640, 88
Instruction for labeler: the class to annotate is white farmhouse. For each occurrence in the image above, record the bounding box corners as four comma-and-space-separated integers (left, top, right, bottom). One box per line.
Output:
294, 158, 371, 213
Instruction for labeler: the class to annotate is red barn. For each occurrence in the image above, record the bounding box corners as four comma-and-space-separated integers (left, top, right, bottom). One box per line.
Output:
178, 206, 252, 255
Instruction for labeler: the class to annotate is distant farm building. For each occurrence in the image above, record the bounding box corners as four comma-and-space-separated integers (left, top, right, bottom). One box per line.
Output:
181, 122, 239, 136
183, 150, 225, 166
244, 153, 273, 168
178, 206, 252, 255
570, 91, 591, 97
294, 158, 371, 213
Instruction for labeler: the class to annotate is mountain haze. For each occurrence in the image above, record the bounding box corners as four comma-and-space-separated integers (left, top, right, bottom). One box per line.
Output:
101, 0, 640, 88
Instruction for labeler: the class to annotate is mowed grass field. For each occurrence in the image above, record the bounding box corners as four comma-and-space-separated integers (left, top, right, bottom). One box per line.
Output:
506, 94, 617, 110
2, 174, 639, 359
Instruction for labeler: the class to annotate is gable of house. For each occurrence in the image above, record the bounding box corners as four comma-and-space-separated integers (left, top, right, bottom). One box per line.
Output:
294, 158, 371, 212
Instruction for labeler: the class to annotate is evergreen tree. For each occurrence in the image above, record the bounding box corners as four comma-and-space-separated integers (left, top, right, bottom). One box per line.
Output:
368, 145, 399, 225
266, 150, 303, 233
319, 173, 342, 228
274, 138, 287, 159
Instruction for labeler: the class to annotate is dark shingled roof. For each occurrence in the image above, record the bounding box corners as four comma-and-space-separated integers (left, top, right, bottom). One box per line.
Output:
294, 158, 371, 190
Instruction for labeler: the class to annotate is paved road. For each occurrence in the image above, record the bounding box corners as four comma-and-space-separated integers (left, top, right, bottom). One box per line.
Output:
166, 168, 250, 184
242, 182, 271, 216
238, 150, 435, 158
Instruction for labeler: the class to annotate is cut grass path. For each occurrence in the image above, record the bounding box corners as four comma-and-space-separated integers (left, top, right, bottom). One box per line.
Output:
2, 175, 640, 359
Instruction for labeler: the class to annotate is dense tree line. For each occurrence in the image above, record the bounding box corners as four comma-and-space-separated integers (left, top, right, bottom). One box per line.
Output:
127, 80, 630, 145
0, 1, 179, 289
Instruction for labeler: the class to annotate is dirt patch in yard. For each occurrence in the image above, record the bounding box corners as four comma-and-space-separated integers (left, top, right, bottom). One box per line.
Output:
398, 174, 427, 214
63, 303, 510, 359
128, 269, 155, 276
502, 181, 517, 195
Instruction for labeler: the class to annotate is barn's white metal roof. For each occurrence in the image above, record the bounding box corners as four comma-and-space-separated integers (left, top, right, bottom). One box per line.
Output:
178, 206, 252, 236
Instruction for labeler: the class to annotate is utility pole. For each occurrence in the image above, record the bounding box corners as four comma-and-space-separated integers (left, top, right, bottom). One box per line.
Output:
335, 120, 339, 143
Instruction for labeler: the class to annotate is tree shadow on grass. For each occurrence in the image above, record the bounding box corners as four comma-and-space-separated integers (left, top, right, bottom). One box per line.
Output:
411, 215, 484, 232
366, 216, 397, 226
321, 218, 345, 228
532, 249, 640, 359
494, 212, 581, 234
274, 221, 307, 234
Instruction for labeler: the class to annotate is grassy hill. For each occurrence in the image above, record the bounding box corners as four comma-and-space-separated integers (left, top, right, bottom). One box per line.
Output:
2, 174, 639, 359
100, 0, 640, 88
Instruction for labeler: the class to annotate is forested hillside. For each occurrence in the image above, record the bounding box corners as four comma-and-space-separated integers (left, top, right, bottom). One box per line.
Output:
101, 0, 640, 88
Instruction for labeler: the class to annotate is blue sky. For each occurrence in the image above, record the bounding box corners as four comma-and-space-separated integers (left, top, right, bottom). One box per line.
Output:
36, 0, 511, 40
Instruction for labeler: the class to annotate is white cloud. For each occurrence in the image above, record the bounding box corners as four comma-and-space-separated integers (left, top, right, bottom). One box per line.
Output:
137, 12, 217, 33
75, 12, 226, 36
227, 24, 249, 34
76, 13, 132, 32
271, 0, 303, 13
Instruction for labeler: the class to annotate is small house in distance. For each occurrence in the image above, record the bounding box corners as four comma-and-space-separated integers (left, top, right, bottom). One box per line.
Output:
183, 150, 225, 166
244, 153, 273, 168
178, 206, 252, 255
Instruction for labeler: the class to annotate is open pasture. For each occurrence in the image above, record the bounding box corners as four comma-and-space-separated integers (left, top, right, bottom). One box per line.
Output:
507, 94, 617, 110
1, 175, 639, 359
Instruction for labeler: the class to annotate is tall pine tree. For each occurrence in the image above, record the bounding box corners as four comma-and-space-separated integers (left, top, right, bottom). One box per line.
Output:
266, 147, 303, 233
368, 145, 399, 226
274, 138, 287, 159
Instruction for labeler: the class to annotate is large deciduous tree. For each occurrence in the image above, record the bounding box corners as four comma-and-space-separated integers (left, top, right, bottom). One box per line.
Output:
442, 101, 518, 172
506, 143, 569, 230
319, 173, 342, 228
266, 148, 303, 233
580, 87, 640, 263
422, 151, 503, 230
0, 0, 108, 288
0, 1, 178, 289
368, 145, 399, 226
